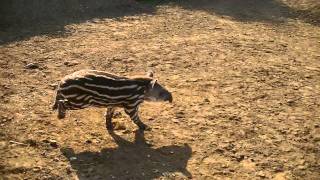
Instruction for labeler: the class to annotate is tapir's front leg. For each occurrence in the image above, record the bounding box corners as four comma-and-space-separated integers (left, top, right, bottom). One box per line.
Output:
124, 106, 150, 131
105, 107, 115, 130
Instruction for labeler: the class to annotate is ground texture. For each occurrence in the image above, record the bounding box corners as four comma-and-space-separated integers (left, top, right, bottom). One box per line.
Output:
1, 0, 320, 179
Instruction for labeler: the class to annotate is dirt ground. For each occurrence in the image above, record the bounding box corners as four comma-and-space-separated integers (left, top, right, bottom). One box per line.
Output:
1, 0, 320, 179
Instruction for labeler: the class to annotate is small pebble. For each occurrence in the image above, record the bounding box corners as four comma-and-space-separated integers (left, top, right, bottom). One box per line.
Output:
25, 63, 40, 69
64, 61, 80, 67
66, 167, 72, 174
50, 142, 58, 148
85, 139, 92, 144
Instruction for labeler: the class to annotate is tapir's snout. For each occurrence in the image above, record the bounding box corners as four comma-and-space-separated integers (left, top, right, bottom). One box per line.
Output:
145, 81, 173, 103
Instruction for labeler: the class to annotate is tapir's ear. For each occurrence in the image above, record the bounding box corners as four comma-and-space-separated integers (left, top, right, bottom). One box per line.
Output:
146, 70, 154, 78
149, 79, 157, 89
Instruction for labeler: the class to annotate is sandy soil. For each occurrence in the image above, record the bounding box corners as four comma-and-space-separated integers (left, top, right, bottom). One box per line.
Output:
1, 0, 320, 179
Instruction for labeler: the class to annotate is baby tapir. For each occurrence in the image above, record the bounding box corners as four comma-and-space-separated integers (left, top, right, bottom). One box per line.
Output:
52, 69, 172, 131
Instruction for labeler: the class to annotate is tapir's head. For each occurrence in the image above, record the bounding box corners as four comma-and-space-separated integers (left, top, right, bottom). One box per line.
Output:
144, 71, 173, 103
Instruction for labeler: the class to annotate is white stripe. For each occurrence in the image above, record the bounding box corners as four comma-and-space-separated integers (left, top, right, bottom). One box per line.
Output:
127, 94, 144, 100
137, 86, 143, 90
89, 99, 108, 107
83, 75, 127, 81
82, 77, 94, 81
84, 83, 139, 91
126, 107, 138, 113
83, 95, 92, 102
87, 73, 124, 81
131, 112, 139, 121
67, 101, 89, 108
76, 94, 88, 100
127, 99, 143, 107
70, 104, 90, 109
67, 99, 107, 107
60, 85, 133, 99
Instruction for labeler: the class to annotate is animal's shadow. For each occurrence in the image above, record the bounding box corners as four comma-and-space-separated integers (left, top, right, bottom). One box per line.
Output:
61, 130, 192, 179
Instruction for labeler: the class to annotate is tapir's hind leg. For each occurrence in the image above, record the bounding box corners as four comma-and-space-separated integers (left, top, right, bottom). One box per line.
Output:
105, 107, 115, 130
57, 100, 67, 119
53, 89, 67, 119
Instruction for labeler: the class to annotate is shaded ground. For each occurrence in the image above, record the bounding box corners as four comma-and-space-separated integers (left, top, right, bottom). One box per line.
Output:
1, 0, 320, 44
1, 0, 320, 179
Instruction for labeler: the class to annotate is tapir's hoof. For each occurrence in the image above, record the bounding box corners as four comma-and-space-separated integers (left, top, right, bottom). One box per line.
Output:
58, 113, 65, 119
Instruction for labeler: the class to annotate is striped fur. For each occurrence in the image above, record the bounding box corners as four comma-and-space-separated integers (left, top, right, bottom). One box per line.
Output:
53, 69, 172, 130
